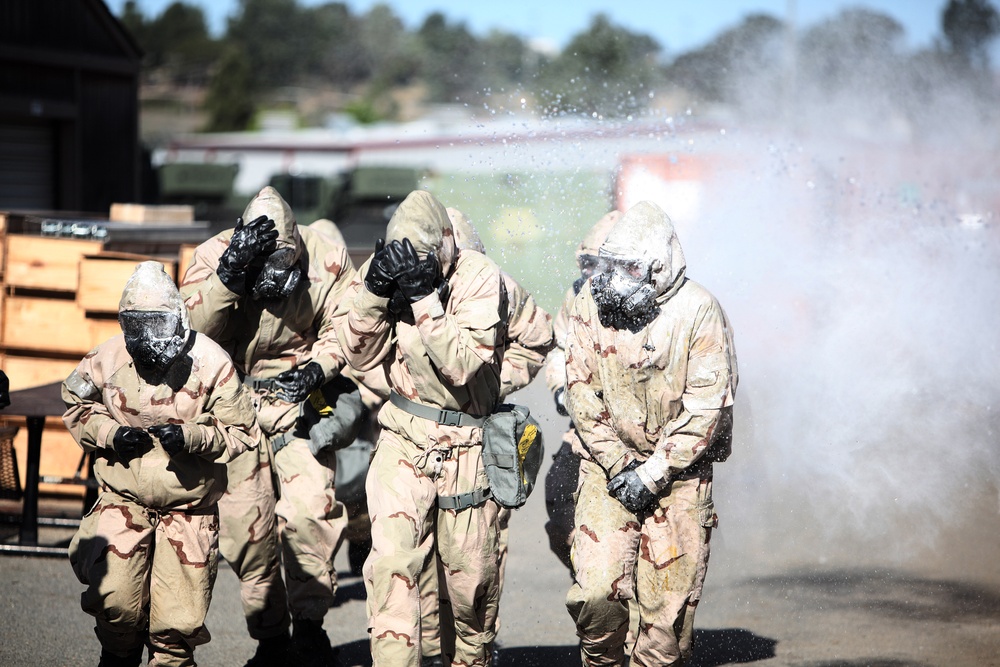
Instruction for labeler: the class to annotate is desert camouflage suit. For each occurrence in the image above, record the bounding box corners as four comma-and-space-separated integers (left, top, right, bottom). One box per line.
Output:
565, 202, 737, 667
543, 211, 620, 571
181, 187, 357, 629
63, 264, 259, 667
334, 191, 508, 667
419, 208, 555, 660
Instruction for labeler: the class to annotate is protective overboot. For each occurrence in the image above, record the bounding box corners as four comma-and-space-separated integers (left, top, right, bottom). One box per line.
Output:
291, 618, 338, 667
421, 655, 446, 667
243, 631, 291, 667
97, 645, 144, 667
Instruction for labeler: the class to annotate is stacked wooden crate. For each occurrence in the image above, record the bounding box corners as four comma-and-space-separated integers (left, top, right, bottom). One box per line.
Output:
0, 214, 177, 496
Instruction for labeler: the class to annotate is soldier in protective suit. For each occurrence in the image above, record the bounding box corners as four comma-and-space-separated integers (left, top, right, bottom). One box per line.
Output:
418, 208, 555, 665
63, 261, 260, 667
565, 201, 737, 667
181, 186, 359, 665
543, 210, 620, 571
334, 191, 508, 667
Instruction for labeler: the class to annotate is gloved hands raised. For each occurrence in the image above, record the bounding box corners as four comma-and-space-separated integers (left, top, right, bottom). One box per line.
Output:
273, 361, 325, 404
112, 426, 153, 460
149, 424, 186, 457
606, 460, 657, 513
364, 238, 397, 298
386, 238, 439, 303
218, 215, 279, 294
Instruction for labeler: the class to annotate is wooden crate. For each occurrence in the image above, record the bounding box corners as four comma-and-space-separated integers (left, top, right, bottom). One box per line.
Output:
4, 235, 103, 292
0, 213, 6, 280
78, 253, 177, 314
0, 355, 78, 391
1, 418, 88, 498
2, 296, 120, 355
177, 244, 198, 283
109, 203, 194, 224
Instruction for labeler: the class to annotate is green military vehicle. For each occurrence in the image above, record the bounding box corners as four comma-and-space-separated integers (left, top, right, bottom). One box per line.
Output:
268, 165, 422, 267
155, 163, 421, 264
156, 162, 244, 231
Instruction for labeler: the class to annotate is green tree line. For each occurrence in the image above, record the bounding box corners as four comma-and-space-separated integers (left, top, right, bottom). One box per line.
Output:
120, 0, 999, 132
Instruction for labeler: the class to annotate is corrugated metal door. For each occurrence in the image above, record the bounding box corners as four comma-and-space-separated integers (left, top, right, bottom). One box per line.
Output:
0, 120, 55, 209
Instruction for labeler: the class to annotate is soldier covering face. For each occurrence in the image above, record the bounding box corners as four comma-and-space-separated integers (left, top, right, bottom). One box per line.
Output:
335, 190, 509, 667
415, 208, 555, 663
181, 187, 360, 666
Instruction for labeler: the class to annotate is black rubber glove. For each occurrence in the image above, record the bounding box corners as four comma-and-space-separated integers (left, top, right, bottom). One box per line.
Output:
606, 460, 656, 513
149, 424, 186, 457
553, 387, 569, 417
364, 238, 397, 298
218, 215, 279, 294
391, 238, 439, 303
273, 362, 326, 404
112, 426, 153, 460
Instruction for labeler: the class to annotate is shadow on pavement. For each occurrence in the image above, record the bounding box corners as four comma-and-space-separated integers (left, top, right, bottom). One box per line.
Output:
792, 661, 931, 667
690, 628, 777, 665
335, 632, 777, 667
334, 641, 582, 667
498, 644, 579, 665
335, 638, 372, 666
333, 578, 367, 606
750, 569, 1000, 622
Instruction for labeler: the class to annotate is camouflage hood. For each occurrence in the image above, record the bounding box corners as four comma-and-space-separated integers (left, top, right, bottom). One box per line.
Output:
576, 210, 621, 266
243, 185, 302, 264
600, 201, 686, 297
386, 190, 457, 276
119, 261, 190, 332
447, 207, 485, 254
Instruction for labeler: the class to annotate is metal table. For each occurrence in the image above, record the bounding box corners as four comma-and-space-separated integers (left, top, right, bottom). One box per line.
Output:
0, 381, 87, 557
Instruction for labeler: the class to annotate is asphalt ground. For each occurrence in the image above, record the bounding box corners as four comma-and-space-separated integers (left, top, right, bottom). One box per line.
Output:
2, 380, 1000, 666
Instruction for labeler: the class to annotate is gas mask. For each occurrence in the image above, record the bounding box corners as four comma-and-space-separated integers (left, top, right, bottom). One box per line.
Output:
573, 254, 605, 295
590, 259, 659, 333
120, 310, 189, 372
250, 247, 302, 302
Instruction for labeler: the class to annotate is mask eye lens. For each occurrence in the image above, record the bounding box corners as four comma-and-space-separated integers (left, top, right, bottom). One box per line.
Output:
120, 312, 179, 340
625, 262, 646, 279
579, 255, 601, 278
610, 260, 646, 280
267, 248, 296, 270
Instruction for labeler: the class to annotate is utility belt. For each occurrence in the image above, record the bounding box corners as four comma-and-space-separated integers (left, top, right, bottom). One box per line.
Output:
245, 375, 279, 394
388, 391, 543, 511
101, 486, 217, 517
389, 391, 489, 428
243, 374, 292, 454
389, 391, 491, 511
269, 430, 294, 454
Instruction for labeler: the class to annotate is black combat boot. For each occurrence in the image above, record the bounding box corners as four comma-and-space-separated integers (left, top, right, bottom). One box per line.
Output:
291, 618, 338, 667
243, 631, 291, 667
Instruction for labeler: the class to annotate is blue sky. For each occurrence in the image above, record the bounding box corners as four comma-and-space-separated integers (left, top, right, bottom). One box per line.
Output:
106, 0, 953, 56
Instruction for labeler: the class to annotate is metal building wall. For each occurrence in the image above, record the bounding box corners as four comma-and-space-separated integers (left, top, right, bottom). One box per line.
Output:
0, 0, 140, 214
